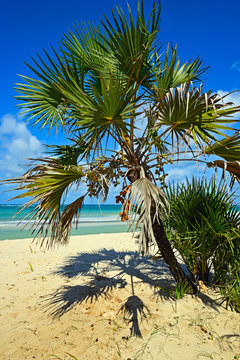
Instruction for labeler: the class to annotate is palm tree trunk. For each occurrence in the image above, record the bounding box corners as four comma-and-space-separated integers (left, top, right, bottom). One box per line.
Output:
151, 213, 197, 294
126, 170, 197, 294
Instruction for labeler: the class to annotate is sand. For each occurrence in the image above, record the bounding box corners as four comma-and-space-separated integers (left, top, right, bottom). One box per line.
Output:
0, 232, 239, 360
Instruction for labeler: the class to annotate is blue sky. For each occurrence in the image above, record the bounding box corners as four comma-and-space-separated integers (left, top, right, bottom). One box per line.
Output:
0, 0, 240, 203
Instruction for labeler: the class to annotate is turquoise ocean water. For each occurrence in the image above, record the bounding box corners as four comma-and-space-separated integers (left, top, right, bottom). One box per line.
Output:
0, 204, 129, 240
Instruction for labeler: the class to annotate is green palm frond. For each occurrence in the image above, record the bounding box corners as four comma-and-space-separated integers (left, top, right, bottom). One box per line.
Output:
62, 21, 113, 70
3, 159, 86, 246
204, 132, 240, 161
100, 0, 161, 86
71, 74, 143, 148
62, 21, 118, 92
45, 142, 88, 165
150, 44, 206, 99
15, 49, 86, 131
126, 173, 169, 254
154, 84, 240, 149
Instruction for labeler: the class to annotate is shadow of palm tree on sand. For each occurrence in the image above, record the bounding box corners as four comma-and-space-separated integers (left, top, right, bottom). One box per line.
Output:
42, 248, 174, 336
42, 248, 220, 336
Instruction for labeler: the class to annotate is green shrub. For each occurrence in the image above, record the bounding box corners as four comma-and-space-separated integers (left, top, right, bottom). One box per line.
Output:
166, 177, 240, 286
219, 265, 240, 312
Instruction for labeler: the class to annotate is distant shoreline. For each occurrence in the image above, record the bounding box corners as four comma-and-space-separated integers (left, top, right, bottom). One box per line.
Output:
0, 203, 129, 240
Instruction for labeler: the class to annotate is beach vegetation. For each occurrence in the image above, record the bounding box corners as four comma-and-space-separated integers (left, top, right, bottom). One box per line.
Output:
166, 177, 240, 310
28, 261, 34, 272
166, 177, 240, 284
219, 267, 240, 312
172, 281, 190, 300
158, 281, 190, 300
49, 354, 80, 360
2, 1, 240, 295
196, 351, 218, 359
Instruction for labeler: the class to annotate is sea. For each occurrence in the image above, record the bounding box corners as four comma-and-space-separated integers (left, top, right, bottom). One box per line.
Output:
0, 204, 130, 240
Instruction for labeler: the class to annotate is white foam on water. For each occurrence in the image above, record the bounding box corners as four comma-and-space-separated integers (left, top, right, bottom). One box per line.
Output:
0, 216, 122, 228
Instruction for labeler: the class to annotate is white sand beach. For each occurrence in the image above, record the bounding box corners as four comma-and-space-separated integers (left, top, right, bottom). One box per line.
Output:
0, 233, 239, 360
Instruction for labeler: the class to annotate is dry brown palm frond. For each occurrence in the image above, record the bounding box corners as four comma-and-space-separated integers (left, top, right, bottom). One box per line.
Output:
98, 175, 110, 202
125, 173, 169, 254
207, 160, 240, 187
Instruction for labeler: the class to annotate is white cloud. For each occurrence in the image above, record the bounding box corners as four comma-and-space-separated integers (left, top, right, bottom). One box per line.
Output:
166, 163, 206, 182
0, 114, 42, 178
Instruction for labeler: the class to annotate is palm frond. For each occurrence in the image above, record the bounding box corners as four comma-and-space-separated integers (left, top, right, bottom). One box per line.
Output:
126, 175, 169, 254
45, 142, 88, 165
100, 0, 161, 86
150, 44, 206, 99
207, 160, 240, 184
204, 131, 240, 161
204, 132, 240, 184
15, 49, 86, 131
98, 175, 110, 202
51, 195, 85, 248
2, 159, 86, 247
71, 74, 143, 149
62, 21, 118, 90
154, 84, 240, 150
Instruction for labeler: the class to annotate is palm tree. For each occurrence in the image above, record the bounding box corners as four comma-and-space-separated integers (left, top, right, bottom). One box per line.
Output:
3, 1, 240, 293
